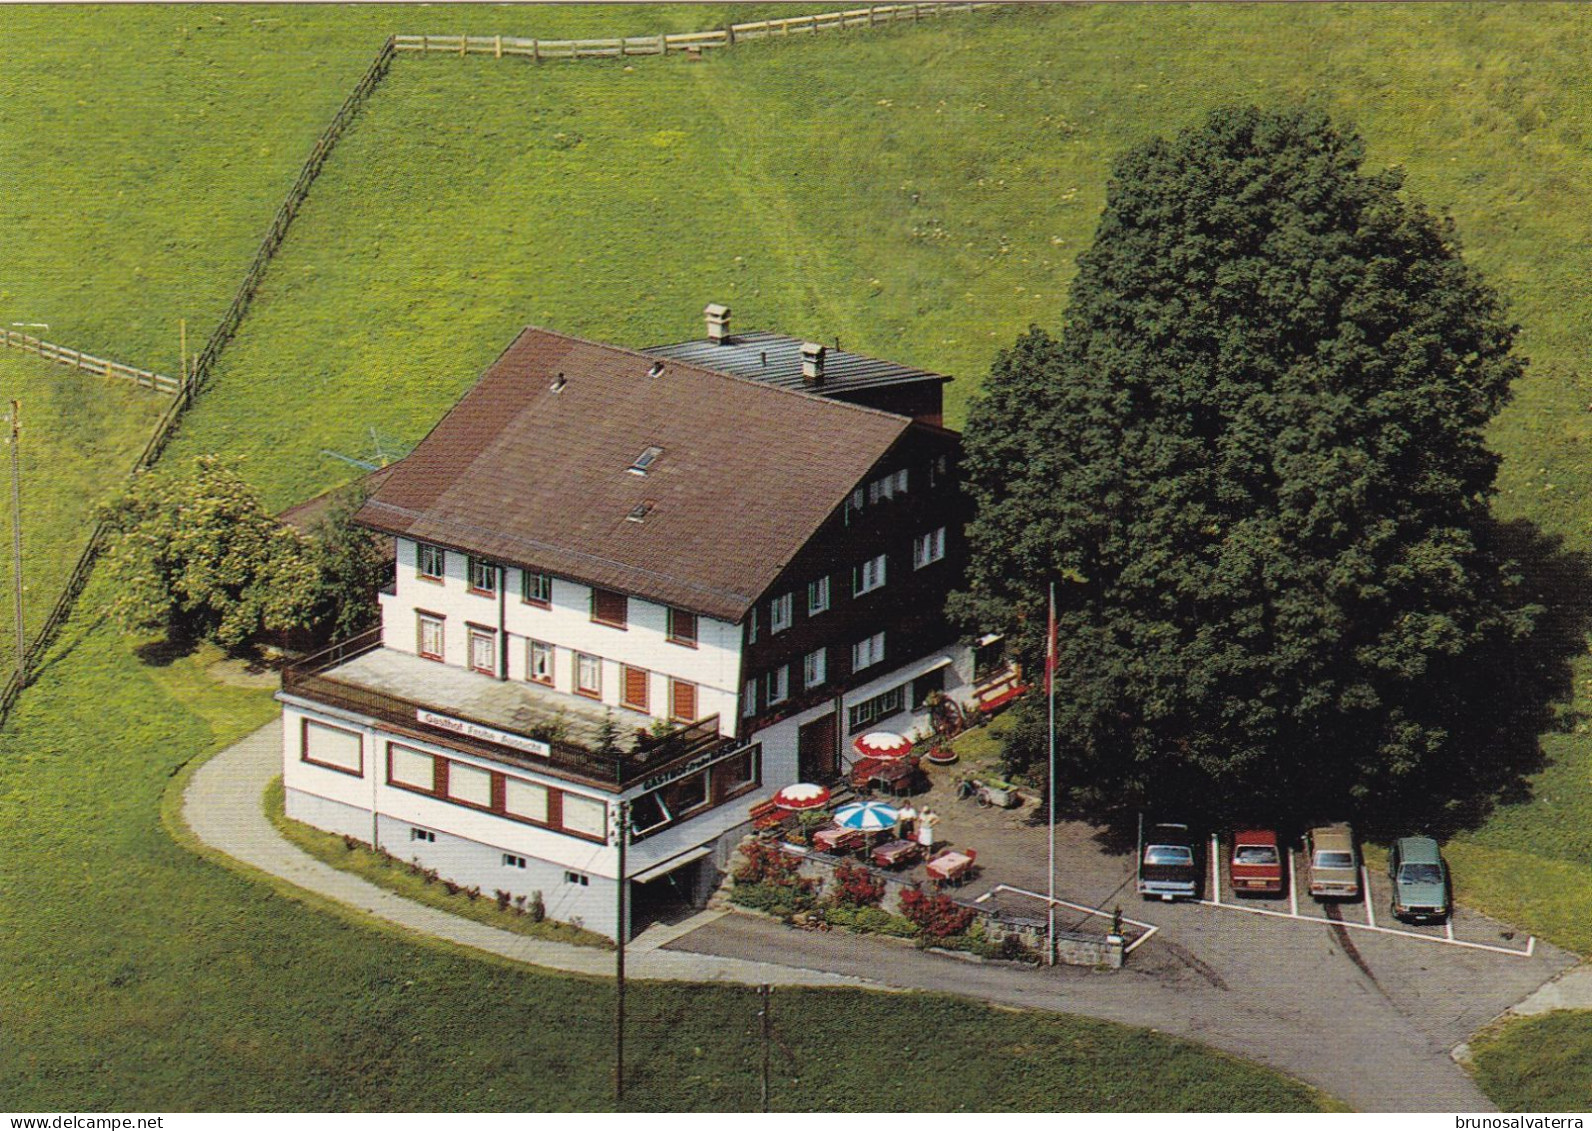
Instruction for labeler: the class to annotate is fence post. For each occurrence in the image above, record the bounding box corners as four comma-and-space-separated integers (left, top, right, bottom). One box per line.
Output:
726, 24, 735, 46
532, 37, 540, 62
494, 34, 502, 58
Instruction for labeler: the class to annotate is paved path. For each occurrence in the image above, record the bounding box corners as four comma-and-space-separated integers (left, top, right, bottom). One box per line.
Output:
184, 723, 868, 987
187, 722, 1580, 1113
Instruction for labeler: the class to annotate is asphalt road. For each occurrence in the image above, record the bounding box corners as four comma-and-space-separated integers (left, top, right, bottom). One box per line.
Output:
667, 894, 1574, 1113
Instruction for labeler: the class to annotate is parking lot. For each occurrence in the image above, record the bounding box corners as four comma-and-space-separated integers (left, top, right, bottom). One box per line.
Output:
1197, 833, 1536, 958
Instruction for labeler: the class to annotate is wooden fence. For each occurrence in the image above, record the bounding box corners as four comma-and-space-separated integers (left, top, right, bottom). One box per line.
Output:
0, 5, 995, 724
394, 3, 1000, 60
0, 329, 181, 394
0, 37, 400, 726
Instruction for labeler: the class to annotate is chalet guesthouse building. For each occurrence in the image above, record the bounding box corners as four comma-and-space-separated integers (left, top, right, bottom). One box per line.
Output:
277, 307, 989, 938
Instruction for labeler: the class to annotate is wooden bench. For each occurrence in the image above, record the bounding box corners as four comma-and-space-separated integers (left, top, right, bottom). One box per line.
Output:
975, 670, 1029, 716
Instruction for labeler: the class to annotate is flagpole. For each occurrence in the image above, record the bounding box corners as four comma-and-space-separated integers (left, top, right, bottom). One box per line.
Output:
1047, 580, 1057, 967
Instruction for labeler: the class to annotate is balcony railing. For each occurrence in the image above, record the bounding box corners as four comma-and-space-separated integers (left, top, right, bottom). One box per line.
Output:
281, 633, 731, 789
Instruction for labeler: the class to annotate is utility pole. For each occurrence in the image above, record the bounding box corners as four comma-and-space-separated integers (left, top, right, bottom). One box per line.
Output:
759, 983, 772, 1112
615, 799, 629, 1106
6, 400, 21, 687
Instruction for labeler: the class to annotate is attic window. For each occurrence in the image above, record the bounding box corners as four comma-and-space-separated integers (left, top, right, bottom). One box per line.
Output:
627, 501, 655, 523
550, 373, 568, 393
628, 446, 664, 476
647, 361, 665, 378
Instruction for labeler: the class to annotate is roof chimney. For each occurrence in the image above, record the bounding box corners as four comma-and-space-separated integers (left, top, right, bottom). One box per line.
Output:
801, 342, 826, 386
704, 303, 731, 344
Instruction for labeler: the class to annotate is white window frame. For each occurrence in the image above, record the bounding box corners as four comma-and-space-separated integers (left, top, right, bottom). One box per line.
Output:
503, 853, 527, 869
852, 631, 886, 672
469, 557, 498, 595
416, 542, 445, 580
575, 652, 602, 698
522, 570, 552, 605
913, 527, 947, 570
807, 576, 830, 616
803, 648, 827, 690
769, 592, 793, 635
526, 639, 554, 685
854, 554, 887, 596
417, 613, 445, 662
468, 626, 496, 676
742, 679, 758, 717
765, 666, 789, 707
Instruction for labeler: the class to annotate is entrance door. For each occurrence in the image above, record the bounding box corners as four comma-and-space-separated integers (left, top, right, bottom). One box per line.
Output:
798, 712, 838, 783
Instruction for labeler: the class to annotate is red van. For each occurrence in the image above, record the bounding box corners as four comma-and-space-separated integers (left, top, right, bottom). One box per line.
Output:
1228, 829, 1284, 896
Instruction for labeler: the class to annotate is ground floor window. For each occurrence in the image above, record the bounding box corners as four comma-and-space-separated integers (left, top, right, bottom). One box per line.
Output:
447, 760, 493, 808
411, 827, 435, 843
848, 685, 906, 734
389, 744, 438, 791
565, 871, 589, 886
503, 853, 526, 869
561, 793, 607, 839
302, 719, 363, 776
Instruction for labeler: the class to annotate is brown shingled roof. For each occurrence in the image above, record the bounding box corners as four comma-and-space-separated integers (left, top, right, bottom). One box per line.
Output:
355, 327, 911, 622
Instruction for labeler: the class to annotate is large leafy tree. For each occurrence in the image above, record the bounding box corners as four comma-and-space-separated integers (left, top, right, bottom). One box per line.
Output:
101, 455, 321, 649
955, 106, 1545, 825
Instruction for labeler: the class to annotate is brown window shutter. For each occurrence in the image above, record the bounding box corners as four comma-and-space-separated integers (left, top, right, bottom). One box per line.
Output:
623, 666, 649, 712
671, 680, 697, 723
593, 588, 628, 627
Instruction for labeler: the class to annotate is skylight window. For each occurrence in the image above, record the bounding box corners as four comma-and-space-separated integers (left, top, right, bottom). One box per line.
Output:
627, 501, 655, 523
628, 446, 664, 476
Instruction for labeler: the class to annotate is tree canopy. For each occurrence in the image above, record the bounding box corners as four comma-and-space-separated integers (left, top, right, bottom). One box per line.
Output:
100, 456, 385, 651
955, 106, 1547, 826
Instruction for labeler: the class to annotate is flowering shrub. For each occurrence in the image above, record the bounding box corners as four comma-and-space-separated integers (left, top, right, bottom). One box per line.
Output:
899, 888, 976, 940
733, 840, 806, 886
829, 861, 886, 909
730, 840, 817, 920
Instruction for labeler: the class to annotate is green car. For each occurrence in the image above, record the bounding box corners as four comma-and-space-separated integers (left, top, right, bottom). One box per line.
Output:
1388, 836, 1450, 923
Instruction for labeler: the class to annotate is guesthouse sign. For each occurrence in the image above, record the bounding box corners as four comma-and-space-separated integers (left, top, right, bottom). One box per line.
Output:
415, 709, 551, 757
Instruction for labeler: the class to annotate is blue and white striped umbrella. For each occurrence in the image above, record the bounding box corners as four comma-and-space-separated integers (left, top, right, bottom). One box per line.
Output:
832, 800, 900, 832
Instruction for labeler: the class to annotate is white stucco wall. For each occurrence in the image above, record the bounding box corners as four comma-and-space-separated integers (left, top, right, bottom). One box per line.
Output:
380, 539, 744, 736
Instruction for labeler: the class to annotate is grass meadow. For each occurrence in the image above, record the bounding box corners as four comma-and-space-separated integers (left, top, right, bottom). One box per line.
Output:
7, 0, 1592, 1110
0, 354, 166, 677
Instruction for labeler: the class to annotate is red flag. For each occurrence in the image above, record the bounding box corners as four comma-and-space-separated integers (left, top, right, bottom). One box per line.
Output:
1045, 583, 1058, 696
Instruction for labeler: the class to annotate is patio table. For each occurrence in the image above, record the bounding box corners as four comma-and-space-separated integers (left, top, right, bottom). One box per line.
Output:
812, 824, 866, 854
871, 839, 922, 869
926, 850, 975, 886
851, 757, 918, 795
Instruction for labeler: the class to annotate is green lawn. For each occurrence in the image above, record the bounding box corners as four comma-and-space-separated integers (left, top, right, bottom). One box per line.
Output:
0, 579, 1332, 1111
0, 353, 167, 678
0, 4, 791, 380
13, 0, 1592, 1111
1467, 1010, 1592, 1112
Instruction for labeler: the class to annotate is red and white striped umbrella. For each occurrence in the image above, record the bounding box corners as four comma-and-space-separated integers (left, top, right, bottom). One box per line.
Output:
773, 783, 832, 811
852, 731, 914, 761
